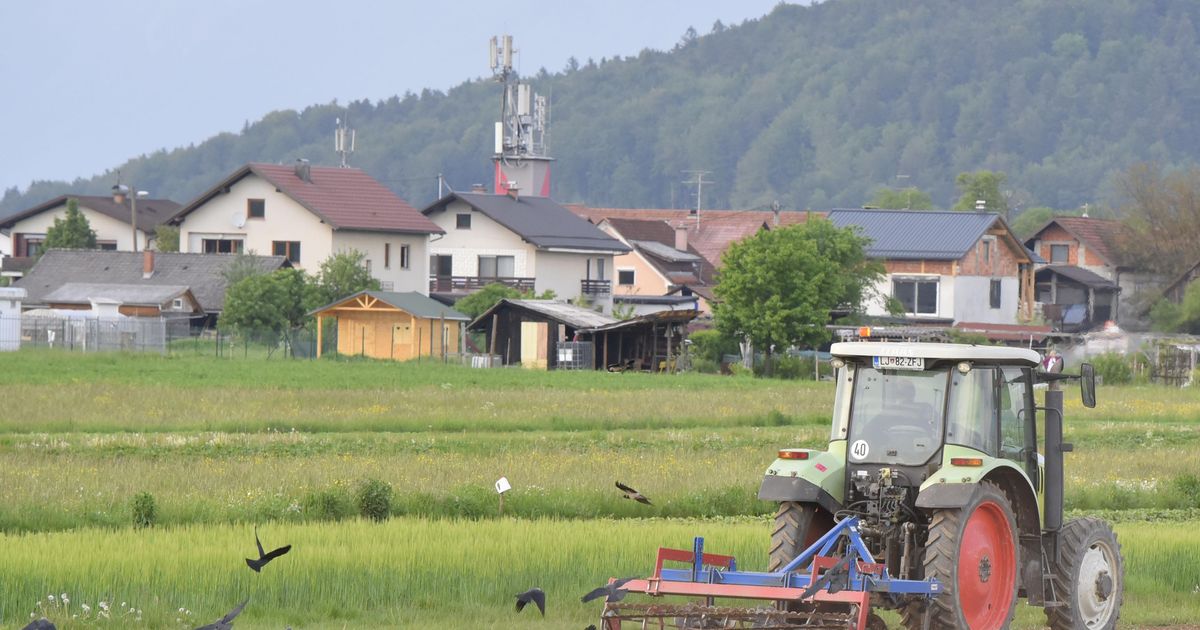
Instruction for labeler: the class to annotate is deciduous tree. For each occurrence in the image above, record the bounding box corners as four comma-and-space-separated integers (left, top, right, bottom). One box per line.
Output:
867, 187, 934, 210
313, 249, 380, 305
952, 171, 1009, 216
44, 198, 96, 250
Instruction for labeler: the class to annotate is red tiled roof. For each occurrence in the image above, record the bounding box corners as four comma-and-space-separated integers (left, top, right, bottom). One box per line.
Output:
171, 163, 442, 234
569, 205, 820, 266
602, 217, 716, 285
1038, 217, 1125, 266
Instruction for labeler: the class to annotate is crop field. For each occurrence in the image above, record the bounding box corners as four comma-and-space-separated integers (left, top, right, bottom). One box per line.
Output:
0, 349, 1198, 628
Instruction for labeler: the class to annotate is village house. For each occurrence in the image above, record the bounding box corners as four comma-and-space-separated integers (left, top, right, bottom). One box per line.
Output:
169, 161, 441, 294
420, 191, 630, 313
827, 209, 1035, 326
594, 217, 717, 314
0, 194, 181, 277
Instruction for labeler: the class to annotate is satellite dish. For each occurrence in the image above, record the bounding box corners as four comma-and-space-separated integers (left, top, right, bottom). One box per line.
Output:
231, 212, 246, 229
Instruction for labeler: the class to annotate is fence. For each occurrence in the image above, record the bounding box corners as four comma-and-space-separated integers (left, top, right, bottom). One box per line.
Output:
11, 314, 188, 354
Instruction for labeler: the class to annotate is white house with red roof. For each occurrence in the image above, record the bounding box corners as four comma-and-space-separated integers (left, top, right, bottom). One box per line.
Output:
169, 160, 443, 294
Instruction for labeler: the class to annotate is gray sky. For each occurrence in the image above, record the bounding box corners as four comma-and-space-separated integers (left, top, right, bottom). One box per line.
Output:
0, 1, 785, 193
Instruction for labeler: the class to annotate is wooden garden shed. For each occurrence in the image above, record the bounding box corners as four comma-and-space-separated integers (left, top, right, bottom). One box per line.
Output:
309, 290, 469, 361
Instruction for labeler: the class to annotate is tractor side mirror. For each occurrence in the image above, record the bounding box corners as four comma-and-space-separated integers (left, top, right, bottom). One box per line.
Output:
1080, 363, 1096, 408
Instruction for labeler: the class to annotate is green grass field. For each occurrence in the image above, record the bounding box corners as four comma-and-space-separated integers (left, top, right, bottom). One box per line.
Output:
0, 349, 1198, 628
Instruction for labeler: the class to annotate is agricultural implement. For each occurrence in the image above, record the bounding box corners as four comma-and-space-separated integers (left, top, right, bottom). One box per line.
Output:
595, 342, 1124, 630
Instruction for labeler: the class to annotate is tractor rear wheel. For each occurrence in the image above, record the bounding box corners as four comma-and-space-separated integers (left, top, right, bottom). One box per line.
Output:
768, 502, 830, 571
901, 481, 1019, 630
1045, 517, 1124, 630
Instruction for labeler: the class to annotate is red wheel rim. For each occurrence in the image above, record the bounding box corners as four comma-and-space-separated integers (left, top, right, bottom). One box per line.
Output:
957, 500, 1016, 629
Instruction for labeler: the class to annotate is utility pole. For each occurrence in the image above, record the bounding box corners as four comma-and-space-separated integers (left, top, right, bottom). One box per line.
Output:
681, 170, 713, 228
895, 174, 911, 209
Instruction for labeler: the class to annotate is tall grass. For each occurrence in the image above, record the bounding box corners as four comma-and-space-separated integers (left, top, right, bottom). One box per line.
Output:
0, 518, 1193, 629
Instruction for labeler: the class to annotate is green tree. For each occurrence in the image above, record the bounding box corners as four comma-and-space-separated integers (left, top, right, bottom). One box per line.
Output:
43, 198, 97, 250
314, 249, 380, 305
154, 225, 180, 252
867, 186, 934, 210
220, 272, 290, 334
1113, 163, 1200, 276
453, 283, 558, 320
221, 252, 269, 288
952, 171, 1009, 216
1149, 282, 1200, 334
713, 217, 883, 354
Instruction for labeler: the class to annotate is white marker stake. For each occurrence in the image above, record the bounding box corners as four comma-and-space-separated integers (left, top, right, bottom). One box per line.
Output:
495, 476, 511, 516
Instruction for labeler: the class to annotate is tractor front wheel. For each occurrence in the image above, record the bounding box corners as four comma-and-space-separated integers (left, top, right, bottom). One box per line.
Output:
768, 501, 831, 571
1045, 517, 1124, 630
902, 481, 1019, 630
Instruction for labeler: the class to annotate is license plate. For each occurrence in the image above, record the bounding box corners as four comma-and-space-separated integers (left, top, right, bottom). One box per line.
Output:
873, 356, 924, 371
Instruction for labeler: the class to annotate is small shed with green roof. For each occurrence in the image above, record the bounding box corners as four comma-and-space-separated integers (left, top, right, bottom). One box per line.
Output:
309, 290, 469, 361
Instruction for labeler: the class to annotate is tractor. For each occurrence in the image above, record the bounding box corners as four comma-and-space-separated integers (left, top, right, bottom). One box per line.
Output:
594, 341, 1122, 630
758, 341, 1122, 629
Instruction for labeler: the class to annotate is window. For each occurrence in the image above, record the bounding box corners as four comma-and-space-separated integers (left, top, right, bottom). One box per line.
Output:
478, 255, 515, 278
892, 278, 938, 315
998, 367, 1033, 471
272, 241, 301, 264
364, 259, 372, 274
990, 279, 1002, 309
983, 240, 990, 262
847, 367, 948, 466
247, 199, 265, 219
384, 243, 391, 269
432, 255, 453, 277
98, 241, 118, 251
202, 238, 243, 254
618, 269, 636, 285
947, 367, 998, 455
1050, 244, 1069, 263
456, 213, 472, 229
596, 258, 606, 281
172, 298, 185, 310
19, 237, 44, 257
400, 244, 410, 269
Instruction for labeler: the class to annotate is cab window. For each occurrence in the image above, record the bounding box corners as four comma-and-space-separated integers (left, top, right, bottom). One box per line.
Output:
947, 367, 997, 454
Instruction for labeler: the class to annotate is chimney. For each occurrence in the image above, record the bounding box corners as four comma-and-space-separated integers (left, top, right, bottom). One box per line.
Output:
506, 184, 520, 201
143, 250, 155, 278
295, 158, 312, 183
471, 183, 488, 193
674, 225, 688, 251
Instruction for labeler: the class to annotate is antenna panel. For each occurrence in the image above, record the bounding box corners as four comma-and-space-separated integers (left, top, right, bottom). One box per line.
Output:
517, 84, 531, 116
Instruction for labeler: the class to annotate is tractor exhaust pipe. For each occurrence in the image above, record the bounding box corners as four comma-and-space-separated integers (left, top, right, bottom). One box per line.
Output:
1044, 389, 1071, 532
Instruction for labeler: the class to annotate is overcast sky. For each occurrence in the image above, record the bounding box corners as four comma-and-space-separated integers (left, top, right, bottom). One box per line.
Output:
0, 1, 787, 193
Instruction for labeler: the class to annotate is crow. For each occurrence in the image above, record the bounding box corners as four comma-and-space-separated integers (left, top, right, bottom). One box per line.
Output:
515, 588, 546, 616
615, 481, 652, 505
192, 598, 248, 630
245, 526, 291, 573
21, 619, 56, 630
581, 577, 635, 603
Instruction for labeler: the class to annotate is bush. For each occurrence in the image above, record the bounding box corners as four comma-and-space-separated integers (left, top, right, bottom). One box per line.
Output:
1090, 352, 1133, 385
303, 486, 354, 522
688, 329, 740, 364
355, 478, 394, 522
131, 492, 157, 528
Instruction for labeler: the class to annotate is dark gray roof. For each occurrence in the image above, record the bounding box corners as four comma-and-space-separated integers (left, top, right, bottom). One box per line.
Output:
1036, 265, 1119, 289
0, 195, 181, 232
44, 283, 192, 306
15, 250, 290, 313
827, 209, 1002, 260
310, 290, 469, 320
422, 192, 630, 253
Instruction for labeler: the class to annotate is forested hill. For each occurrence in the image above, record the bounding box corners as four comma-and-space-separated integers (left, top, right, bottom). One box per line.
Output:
5, 0, 1200, 219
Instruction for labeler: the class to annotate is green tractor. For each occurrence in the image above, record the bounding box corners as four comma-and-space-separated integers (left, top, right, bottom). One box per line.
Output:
759, 342, 1122, 630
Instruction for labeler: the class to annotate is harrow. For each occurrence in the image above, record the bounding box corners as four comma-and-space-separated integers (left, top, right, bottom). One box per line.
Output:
596, 517, 940, 630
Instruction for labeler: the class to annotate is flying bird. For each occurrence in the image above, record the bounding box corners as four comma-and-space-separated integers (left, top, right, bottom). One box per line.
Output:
615, 481, 652, 505
581, 577, 635, 604
245, 526, 291, 573
192, 598, 248, 630
515, 588, 546, 616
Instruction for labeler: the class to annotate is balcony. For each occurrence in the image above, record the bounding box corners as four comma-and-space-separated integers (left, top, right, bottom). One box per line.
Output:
580, 279, 612, 296
429, 275, 536, 294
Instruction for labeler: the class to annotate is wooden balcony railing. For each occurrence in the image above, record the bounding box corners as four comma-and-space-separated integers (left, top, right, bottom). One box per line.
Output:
429, 275, 536, 293
581, 279, 612, 296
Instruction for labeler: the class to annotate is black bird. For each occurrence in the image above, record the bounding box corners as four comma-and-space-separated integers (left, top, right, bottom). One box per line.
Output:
585, 626, 597, 630
581, 577, 635, 603
192, 598, 248, 630
515, 588, 546, 616
615, 481, 652, 505
245, 526, 291, 573
21, 620, 56, 630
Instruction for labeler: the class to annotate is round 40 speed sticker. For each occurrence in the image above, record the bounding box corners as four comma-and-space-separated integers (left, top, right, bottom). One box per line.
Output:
849, 439, 870, 461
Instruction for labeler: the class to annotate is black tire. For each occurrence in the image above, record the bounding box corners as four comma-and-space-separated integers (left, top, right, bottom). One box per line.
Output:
901, 481, 1019, 630
1045, 517, 1124, 630
866, 613, 889, 630
768, 501, 829, 572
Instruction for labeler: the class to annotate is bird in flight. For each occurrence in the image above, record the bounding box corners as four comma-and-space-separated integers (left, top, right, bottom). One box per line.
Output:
616, 481, 652, 505
192, 598, 248, 630
581, 577, 635, 604
515, 588, 546, 616
245, 526, 291, 573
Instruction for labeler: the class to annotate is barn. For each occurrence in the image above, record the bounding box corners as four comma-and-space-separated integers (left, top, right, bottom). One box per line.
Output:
310, 290, 469, 361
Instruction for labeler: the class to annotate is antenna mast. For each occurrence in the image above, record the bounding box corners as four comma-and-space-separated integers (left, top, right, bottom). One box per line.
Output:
682, 170, 713, 227
489, 35, 553, 195
334, 115, 356, 168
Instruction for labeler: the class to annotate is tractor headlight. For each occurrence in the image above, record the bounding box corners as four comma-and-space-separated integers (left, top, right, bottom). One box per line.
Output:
830, 357, 846, 369
956, 361, 972, 374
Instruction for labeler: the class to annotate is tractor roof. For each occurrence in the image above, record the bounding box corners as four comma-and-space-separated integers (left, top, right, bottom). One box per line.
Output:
831, 342, 1041, 367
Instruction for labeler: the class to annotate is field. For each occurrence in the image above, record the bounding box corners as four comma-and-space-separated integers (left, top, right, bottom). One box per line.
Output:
0, 350, 1198, 628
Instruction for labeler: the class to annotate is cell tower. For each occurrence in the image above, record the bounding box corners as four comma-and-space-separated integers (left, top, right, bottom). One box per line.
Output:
334, 116, 356, 168
489, 35, 553, 197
